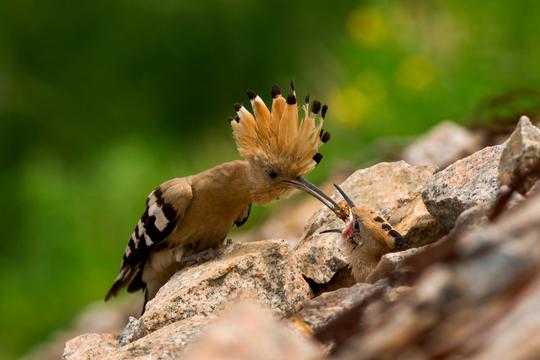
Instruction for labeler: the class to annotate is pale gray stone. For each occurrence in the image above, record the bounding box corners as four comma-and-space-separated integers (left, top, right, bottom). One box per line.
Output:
402, 121, 480, 169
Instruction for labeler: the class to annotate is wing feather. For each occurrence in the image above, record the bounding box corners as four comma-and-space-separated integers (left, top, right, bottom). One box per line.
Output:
105, 178, 193, 301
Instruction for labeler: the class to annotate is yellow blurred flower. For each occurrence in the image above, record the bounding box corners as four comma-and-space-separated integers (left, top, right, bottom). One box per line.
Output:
330, 86, 370, 127
330, 72, 388, 127
396, 55, 436, 91
354, 71, 387, 104
347, 7, 386, 46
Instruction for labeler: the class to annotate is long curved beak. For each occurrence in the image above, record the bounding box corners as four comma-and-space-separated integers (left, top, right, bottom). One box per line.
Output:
283, 177, 344, 216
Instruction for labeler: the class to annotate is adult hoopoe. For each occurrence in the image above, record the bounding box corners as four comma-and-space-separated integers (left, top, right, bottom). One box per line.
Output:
105, 83, 335, 312
319, 185, 409, 282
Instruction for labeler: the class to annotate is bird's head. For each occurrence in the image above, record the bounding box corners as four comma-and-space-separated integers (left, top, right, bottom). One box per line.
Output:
317, 185, 407, 252
317, 184, 359, 239
230, 83, 332, 205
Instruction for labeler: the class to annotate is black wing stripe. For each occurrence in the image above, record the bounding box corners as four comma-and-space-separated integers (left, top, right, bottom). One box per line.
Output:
106, 184, 184, 301
119, 187, 179, 275
234, 203, 252, 227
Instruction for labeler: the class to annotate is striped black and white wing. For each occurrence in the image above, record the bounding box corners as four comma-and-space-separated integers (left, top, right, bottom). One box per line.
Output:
105, 178, 193, 300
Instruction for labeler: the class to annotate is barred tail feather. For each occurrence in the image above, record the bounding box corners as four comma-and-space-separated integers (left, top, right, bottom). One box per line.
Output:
105, 267, 135, 301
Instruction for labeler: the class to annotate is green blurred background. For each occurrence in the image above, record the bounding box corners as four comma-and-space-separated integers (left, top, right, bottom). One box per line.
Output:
1, 0, 539, 358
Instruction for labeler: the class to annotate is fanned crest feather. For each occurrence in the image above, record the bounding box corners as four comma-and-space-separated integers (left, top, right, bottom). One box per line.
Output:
231, 84, 328, 176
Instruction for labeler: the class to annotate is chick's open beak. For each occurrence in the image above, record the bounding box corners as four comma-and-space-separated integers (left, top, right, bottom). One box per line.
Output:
319, 228, 343, 234
314, 184, 359, 236
284, 178, 358, 237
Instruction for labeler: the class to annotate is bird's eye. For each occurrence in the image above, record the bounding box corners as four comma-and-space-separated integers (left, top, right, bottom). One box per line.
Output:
266, 169, 278, 179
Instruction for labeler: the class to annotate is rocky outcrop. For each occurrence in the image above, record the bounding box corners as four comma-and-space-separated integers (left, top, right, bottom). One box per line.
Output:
62, 116, 540, 360
64, 239, 311, 359
127, 239, 310, 341
335, 188, 540, 360
422, 116, 540, 232
421, 144, 503, 232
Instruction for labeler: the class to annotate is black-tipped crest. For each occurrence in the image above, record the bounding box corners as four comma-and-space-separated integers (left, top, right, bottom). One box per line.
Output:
313, 152, 323, 164
290, 80, 295, 91
234, 103, 242, 111
228, 116, 237, 124
271, 84, 282, 98
231, 83, 329, 180
334, 184, 355, 208
304, 94, 310, 104
321, 131, 331, 143
312, 101, 321, 114
246, 90, 257, 100
321, 105, 328, 118
287, 94, 297, 105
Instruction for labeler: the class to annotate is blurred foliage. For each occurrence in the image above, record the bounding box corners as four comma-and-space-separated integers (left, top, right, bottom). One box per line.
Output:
1, 0, 540, 358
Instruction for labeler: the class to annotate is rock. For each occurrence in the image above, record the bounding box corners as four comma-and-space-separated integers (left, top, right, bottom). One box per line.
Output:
391, 195, 443, 247
402, 121, 481, 169
24, 299, 139, 360
296, 161, 436, 285
310, 282, 412, 353
422, 117, 540, 233
366, 247, 421, 284
293, 282, 387, 332
121, 239, 311, 343
335, 191, 540, 360
421, 144, 503, 232
182, 301, 324, 360
470, 275, 540, 360
499, 116, 540, 191
102, 316, 213, 360
527, 179, 540, 197
63, 333, 118, 360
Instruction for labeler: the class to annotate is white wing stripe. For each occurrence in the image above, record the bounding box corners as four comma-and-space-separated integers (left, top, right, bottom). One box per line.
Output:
149, 204, 169, 232
144, 233, 154, 246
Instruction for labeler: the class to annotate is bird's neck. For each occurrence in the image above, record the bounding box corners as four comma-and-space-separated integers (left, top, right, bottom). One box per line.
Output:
201, 160, 255, 204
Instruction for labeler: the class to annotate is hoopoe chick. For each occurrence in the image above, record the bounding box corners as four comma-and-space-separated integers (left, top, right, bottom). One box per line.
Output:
320, 185, 408, 282
105, 83, 333, 312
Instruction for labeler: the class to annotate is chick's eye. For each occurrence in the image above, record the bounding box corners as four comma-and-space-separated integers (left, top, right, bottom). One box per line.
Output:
266, 169, 278, 179
353, 222, 360, 232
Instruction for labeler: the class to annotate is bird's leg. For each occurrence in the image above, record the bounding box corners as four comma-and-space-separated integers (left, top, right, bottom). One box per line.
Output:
179, 246, 222, 267
172, 247, 185, 263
